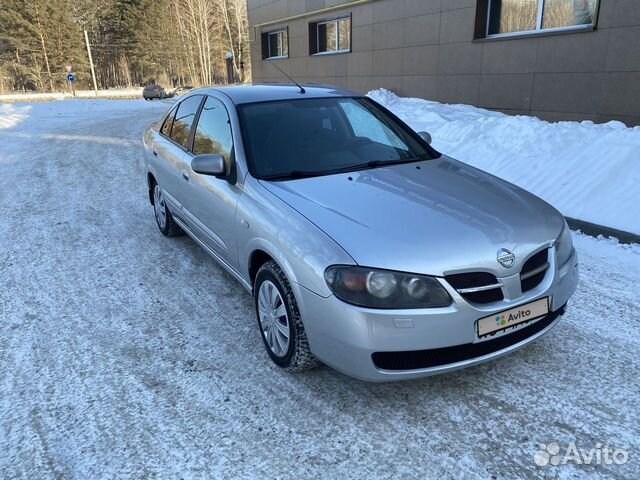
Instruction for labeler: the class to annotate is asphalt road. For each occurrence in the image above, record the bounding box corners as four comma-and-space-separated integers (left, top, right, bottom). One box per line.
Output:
0, 99, 638, 479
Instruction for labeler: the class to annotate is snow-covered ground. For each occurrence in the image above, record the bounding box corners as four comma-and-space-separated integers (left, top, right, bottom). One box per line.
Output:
0, 99, 639, 479
369, 89, 640, 236
0, 88, 143, 103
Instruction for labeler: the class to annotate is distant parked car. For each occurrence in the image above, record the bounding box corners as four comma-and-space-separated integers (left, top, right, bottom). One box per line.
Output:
142, 85, 578, 382
169, 86, 194, 98
143, 84, 166, 100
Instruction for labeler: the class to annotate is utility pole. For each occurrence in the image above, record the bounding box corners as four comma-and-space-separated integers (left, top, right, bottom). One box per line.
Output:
84, 30, 98, 97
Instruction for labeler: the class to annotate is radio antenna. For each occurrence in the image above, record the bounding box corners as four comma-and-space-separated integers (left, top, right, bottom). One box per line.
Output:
268, 59, 306, 94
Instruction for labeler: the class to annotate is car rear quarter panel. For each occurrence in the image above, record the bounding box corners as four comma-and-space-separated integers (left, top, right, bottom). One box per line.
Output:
143, 127, 156, 179
143, 127, 166, 186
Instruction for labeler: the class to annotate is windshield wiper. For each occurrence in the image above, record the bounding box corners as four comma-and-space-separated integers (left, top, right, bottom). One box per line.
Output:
260, 170, 328, 181
260, 157, 424, 181
335, 157, 422, 174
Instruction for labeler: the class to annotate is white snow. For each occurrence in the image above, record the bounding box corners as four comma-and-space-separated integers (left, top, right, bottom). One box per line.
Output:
0, 103, 31, 129
369, 89, 640, 235
0, 88, 144, 103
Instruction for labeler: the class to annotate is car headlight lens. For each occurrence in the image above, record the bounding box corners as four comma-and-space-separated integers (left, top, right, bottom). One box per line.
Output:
324, 266, 452, 309
555, 221, 574, 267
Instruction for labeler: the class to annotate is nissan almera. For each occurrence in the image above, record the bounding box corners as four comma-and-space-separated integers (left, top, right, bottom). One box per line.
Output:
143, 85, 578, 381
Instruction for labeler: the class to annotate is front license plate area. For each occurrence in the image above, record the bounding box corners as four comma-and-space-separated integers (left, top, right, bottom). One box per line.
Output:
477, 297, 549, 338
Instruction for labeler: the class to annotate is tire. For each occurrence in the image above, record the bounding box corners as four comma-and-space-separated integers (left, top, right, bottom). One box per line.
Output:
152, 182, 183, 237
254, 260, 320, 372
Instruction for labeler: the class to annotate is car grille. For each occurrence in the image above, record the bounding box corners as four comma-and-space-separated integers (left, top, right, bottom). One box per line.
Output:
520, 249, 550, 292
444, 248, 551, 304
445, 272, 504, 304
372, 304, 565, 371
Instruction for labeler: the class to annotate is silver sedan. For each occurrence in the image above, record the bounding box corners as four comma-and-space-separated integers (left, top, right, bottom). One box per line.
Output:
143, 85, 578, 382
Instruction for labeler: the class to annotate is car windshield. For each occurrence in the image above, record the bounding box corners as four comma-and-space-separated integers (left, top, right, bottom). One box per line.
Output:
238, 97, 439, 180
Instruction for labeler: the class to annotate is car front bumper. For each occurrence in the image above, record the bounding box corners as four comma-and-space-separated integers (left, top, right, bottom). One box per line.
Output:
295, 249, 579, 382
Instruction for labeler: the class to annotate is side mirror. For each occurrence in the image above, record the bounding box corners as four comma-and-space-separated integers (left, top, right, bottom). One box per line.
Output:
418, 131, 432, 145
191, 154, 225, 177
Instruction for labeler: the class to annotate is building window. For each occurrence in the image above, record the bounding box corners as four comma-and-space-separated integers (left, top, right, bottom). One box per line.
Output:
309, 16, 351, 55
261, 29, 288, 59
482, 0, 599, 37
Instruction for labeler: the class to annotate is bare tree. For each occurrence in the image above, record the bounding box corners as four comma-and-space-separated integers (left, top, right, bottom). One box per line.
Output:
0, 0, 252, 92
217, 0, 250, 82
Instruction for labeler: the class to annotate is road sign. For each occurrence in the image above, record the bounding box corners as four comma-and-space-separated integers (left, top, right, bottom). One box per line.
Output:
67, 73, 76, 83
65, 65, 73, 72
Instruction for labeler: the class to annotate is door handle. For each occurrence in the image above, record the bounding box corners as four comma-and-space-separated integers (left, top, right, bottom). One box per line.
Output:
152, 149, 158, 157
181, 169, 190, 181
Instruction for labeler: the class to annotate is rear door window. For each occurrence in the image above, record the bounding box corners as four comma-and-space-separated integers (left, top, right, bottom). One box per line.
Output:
170, 95, 203, 148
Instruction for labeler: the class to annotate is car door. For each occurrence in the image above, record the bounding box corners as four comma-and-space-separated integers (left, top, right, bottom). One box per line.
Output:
157, 95, 204, 217
178, 95, 242, 267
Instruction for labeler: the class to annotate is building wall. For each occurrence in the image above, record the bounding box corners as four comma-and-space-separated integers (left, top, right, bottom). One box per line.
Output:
247, 0, 640, 126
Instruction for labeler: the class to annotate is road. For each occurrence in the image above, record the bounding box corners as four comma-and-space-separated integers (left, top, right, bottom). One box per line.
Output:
0, 99, 638, 479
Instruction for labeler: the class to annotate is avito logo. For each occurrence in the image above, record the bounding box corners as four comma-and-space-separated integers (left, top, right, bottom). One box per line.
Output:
496, 308, 533, 326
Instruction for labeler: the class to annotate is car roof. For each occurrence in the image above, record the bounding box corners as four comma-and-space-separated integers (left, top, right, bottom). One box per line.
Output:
191, 83, 362, 105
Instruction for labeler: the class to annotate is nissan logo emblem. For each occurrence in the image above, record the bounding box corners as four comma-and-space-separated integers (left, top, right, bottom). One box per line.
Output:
497, 248, 516, 268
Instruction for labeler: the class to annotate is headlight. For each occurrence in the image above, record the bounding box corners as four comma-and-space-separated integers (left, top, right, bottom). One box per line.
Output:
555, 221, 574, 267
324, 266, 452, 309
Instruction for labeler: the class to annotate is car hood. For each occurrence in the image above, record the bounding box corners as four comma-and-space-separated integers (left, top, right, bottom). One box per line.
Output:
259, 156, 564, 277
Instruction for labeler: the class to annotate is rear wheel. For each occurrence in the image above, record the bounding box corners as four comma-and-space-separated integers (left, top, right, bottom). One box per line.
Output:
254, 261, 320, 372
152, 183, 182, 237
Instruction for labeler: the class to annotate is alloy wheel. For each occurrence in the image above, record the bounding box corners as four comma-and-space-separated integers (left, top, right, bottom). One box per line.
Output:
257, 280, 290, 357
153, 184, 167, 229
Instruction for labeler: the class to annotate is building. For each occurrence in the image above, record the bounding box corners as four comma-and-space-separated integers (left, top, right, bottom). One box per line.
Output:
247, 0, 640, 125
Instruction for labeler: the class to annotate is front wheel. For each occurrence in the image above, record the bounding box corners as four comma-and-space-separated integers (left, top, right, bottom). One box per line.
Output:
254, 261, 320, 372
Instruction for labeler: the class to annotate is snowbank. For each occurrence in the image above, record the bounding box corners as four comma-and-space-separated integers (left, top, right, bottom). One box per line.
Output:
369, 89, 640, 235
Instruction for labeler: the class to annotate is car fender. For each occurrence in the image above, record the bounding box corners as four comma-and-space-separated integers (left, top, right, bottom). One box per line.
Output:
237, 176, 356, 298
244, 236, 300, 290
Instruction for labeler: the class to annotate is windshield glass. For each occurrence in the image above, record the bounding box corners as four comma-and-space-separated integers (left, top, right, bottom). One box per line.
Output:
238, 97, 439, 179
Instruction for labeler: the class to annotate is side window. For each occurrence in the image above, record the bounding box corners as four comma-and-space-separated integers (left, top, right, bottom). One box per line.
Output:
481, 0, 600, 38
193, 96, 234, 169
170, 95, 203, 148
309, 16, 351, 54
261, 29, 288, 59
160, 106, 177, 137
339, 100, 405, 150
